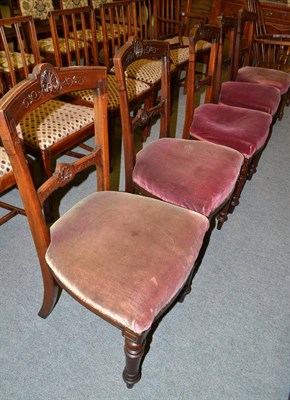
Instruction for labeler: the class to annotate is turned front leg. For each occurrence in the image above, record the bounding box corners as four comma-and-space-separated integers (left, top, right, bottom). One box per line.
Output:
123, 337, 146, 388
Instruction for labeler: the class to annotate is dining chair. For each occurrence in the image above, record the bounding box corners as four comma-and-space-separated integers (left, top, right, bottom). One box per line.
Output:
182, 23, 272, 213
0, 62, 210, 387
214, 14, 281, 121
100, 0, 177, 94
114, 36, 245, 229
17, 0, 87, 65
233, 10, 290, 120
0, 13, 107, 220
47, 5, 152, 156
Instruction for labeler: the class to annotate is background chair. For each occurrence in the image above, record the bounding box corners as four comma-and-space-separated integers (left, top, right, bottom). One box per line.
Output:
114, 36, 245, 229
214, 14, 281, 121
233, 9, 290, 119
183, 23, 272, 214
0, 62, 209, 388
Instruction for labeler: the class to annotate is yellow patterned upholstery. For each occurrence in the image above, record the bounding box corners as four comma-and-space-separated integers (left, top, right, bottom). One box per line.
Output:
91, 0, 111, 8
0, 51, 35, 72
116, 59, 176, 85
165, 36, 211, 65
0, 146, 12, 177
70, 74, 150, 111
38, 37, 86, 54
18, 100, 94, 150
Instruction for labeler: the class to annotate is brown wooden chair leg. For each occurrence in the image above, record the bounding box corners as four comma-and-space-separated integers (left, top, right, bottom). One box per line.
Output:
247, 151, 263, 180
123, 336, 146, 389
38, 262, 62, 319
229, 159, 250, 214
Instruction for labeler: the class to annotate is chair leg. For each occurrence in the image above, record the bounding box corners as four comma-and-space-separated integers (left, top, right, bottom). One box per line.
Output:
38, 267, 61, 319
216, 200, 232, 230
277, 93, 287, 120
247, 151, 263, 180
123, 336, 146, 389
229, 159, 250, 214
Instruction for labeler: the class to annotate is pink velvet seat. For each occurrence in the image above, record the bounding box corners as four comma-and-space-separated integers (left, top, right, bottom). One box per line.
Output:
133, 139, 244, 218
190, 103, 272, 159
237, 66, 290, 96
219, 81, 281, 116
46, 191, 209, 334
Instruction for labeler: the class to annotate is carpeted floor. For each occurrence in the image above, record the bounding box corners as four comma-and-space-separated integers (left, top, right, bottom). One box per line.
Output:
1, 86, 289, 400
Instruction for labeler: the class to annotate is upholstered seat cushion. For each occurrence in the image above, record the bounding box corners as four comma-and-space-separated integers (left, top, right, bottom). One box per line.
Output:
0, 51, 34, 72
46, 191, 209, 334
190, 104, 272, 158
236, 66, 290, 95
165, 36, 211, 66
70, 74, 151, 111
122, 59, 176, 84
18, 99, 94, 150
133, 138, 244, 217
219, 81, 281, 116
0, 146, 12, 177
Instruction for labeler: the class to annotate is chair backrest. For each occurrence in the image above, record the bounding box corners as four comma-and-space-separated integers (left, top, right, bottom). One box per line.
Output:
18, 0, 54, 20
100, 0, 139, 69
216, 14, 238, 82
0, 15, 41, 95
60, 0, 89, 9
232, 9, 256, 78
0, 62, 109, 290
113, 37, 171, 192
48, 6, 100, 67
182, 23, 221, 138
246, 0, 267, 36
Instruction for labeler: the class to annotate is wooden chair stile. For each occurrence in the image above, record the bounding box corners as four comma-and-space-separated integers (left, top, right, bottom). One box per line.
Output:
0, 62, 210, 388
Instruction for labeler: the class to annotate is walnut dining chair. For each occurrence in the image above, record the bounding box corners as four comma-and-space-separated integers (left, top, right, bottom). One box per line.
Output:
114, 37, 245, 229
0, 62, 210, 387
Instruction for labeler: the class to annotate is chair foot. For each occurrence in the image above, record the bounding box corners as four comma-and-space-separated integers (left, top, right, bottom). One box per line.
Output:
38, 276, 61, 319
123, 337, 145, 388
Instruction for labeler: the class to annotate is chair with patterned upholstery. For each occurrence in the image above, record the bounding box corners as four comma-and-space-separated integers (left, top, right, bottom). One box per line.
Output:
182, 23, 272, 214
100, 0, 177, 99
17, 0, 87, 65
0, 62, 210, 387
0, 13, 107, 221
114, 37, 245, 229
48, 5, 152, 153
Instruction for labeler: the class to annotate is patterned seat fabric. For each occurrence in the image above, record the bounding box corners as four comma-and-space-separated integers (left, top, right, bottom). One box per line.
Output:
17, 100, 94, 150
38, 37, 87, 54
0, 51, 35, 72
111, 60, 176, 85
165, 36, 211, 65
61, 0, 88, 7
0, 146, 12, 177
70, 74, 151, 111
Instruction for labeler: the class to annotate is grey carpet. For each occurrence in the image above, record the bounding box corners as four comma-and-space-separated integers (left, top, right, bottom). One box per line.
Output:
1, 88, 289, 400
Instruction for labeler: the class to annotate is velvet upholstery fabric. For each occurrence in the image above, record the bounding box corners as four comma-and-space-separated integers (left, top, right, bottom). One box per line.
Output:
219, 81, 281, 116
237, 66, 290, 95
190, 104, 272, 158
46, 191, 209, 334
133, 139, 244, 217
